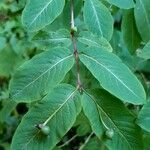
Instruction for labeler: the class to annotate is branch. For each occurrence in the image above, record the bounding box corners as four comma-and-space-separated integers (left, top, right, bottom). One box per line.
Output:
59, 134, 77, 148
79, 132, 94, 150
70, 0, 82, 92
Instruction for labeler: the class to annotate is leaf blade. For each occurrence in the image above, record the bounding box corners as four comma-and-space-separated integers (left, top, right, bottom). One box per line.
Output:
22, 0, 65, 31
83, 89, 143, 150
78, 31, 113, 52
32, 29, 71, 48
106, 0, 135, 9
134, 0, 150, 42
9, 47, 74, 103
122, 9, 141, 54
81, 93, 104, 138
11, 84, 81, 150
137, 101, 150, 132
79, 47, 146, 104
83, 0, 114, 41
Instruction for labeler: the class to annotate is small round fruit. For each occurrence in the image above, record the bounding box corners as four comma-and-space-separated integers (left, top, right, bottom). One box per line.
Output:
105, 129, 114, 139
71, 26, 77, 32
41, 126, 50, 136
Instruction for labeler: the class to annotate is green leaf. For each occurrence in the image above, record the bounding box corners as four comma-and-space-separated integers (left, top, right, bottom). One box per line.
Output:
0, 100, 17, 122
134, 0, 150, 42
74, 112, 91, 136
22, 0, 65, 31
79, 47, 146, 104
87, 89, 143, 150
0, 47, 25, 77
9, 47, 74, 103
11, 84, 81, 150
78, 31, 113, 52
106, 0, 134, 9
82, 93, 104, 138
137, 101, 150, 132
83, 0, 114, 41
82, 137, 106, 150
143, 134, 150, 150
33, 29, 71, 48
122, 9, 141, 54
137, 40, 150, 60
0, 36, 6, 51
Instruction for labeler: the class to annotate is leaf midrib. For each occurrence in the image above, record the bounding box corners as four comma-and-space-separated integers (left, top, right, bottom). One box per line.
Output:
28, 0, 53, 27
86, 93, 133, 150
23, 89, 77, 149
79, 37, 100, 47
12, 54, 73, 98
81, 54, 141, 100
44, 88, 77, 125
35, 37, 70, 42
88, 0, 103, 36
98, 104, 133, 150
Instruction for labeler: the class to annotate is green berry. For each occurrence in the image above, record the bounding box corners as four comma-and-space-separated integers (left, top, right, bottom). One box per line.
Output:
40, 126, 50, 136
105, 129, 114, 139
71, 26, 77, 32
